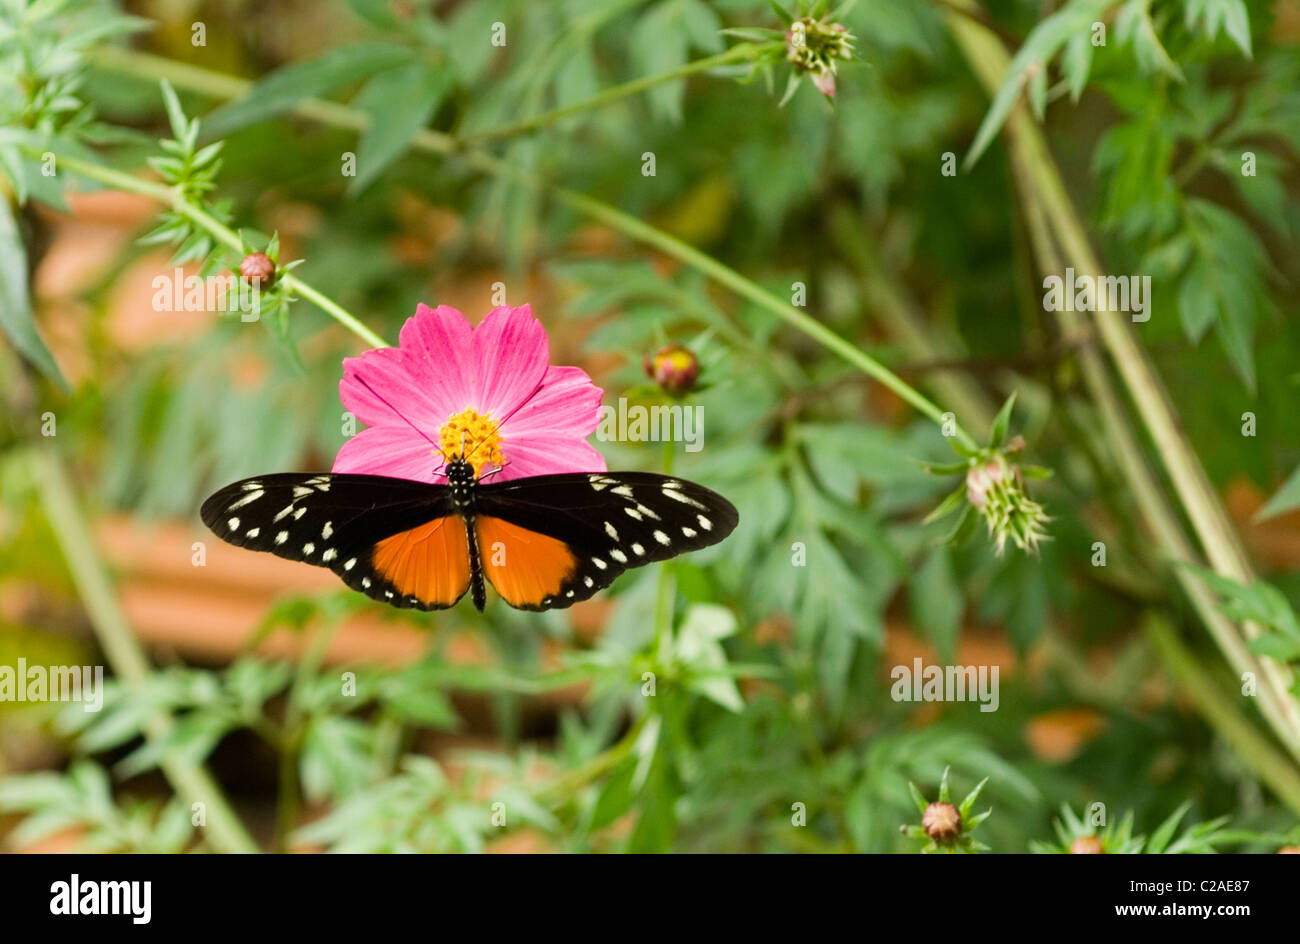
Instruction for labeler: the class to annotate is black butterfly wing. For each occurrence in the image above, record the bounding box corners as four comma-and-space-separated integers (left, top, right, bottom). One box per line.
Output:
200, 473, 469, 610
474, 471, 738, 610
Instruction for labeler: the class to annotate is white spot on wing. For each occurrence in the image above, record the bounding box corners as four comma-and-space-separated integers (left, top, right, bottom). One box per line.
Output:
275, 531, 289, 545
653, 530, 670, 545
246, 527, 260, 538
228, 490, 264, 510
584, 576, 594, 588
604, 521, 619, 541
681, 527, 697, 538
293, 507, 307, 520
592, 557, 607, 570
322, 521, 333, 539
610, 549, 627, 563
227, 517, 240, 531
611, 485, 633, 498
303, 543, 315, 555
697, 515, 712, 531
274, 505, 294, 523
663, 487, 706, 510
293, 486, 312, 498
623, 507, 643, 521
631, 543, 645, 556
344, 558, 356, 571
635, 503, 659, 520
322, 549, 337, 562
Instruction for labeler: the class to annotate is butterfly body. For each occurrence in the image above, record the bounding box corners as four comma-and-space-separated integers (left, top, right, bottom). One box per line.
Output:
201, 459, 737, 612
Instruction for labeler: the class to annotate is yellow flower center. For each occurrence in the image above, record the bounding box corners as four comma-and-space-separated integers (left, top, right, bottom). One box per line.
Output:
438, 407, 506, 478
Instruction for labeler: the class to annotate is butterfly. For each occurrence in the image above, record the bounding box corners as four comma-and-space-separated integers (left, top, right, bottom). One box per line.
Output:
200, 457, 738, 612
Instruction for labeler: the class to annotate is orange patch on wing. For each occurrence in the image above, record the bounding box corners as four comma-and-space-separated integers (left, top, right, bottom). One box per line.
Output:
372, 516, 471, 606
476, 517, 577, 607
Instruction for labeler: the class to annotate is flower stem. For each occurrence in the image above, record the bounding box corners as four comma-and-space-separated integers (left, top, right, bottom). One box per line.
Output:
536, 715, 645, 807
86, 47, 977, 449
29, 446, 261, 854
1146, 614, 1300, 815
944, 0, 1300, 757
1012, 133, 1300, 764
36, 150, 390, 350
458, 46, 757, 145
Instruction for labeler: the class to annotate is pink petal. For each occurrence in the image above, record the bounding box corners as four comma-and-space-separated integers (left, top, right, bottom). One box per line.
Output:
495, 434, 607, 481
500, 365, 603, 439
332, 425, 446, 483
469, 305, 551, 418
338, 349, 442, 439
398, 304, 477, 416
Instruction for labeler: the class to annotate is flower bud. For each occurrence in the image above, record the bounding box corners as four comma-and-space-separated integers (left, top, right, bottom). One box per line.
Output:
784, 16, 855, 98
1070, 836, 1104, 854
239, 252, 276, 287
644, 344, 699, 396
922, 801, 961, 843
964, 460, 1003, 509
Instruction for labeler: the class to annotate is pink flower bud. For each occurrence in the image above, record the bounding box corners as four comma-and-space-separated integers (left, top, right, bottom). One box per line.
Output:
239, 252, 275, 286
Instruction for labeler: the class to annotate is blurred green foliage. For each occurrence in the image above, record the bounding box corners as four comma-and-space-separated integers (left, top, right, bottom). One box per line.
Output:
1, 0, 1298, 852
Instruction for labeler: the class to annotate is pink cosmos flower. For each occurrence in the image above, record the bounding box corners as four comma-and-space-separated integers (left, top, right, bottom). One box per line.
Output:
332, 303, 606, 484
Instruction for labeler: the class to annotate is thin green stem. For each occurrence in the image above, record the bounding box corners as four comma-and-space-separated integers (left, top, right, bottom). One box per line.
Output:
1011, 131, 1300, 765
30, 446, 261, 854
39, 150, 389, 349
86, 47, 977, 449
536, 715, 646, 807
1146, 614, 1300, 816
458, 46, 756, 145
948, 0, 1300, 759
827, 205, 999, 436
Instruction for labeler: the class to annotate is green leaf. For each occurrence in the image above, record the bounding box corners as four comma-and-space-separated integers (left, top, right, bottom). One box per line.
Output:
202, 43, 417, 139
1145, 801, 1191, 854
676, 604, 744, 712
681, 0, 724, 52
1248, 634, 1300, 662
965, 0, 1114, 169
989, 391, 1017, 448
117, 712, 231, 778
300, 716, 374, 802
923, 484, 967, 525
632, 2, 690, 122
0, 198, 68, 390
350, 63, 451, 193
943, 504, 978, 547
1184, 0, 1252, 58
159, 79, 189, 142
1255, 465, 1300, 522
589, 761, 637, 832
1061, 30, 1093, 102
908, 780, 930, 815
1176, 260, 1218, 342
378, 682, 459, 728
